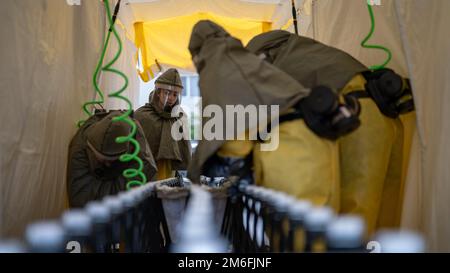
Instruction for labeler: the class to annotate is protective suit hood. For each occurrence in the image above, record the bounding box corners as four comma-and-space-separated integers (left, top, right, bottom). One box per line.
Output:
246, 30, 368, 91
85, 111, 131, 160
67, 111, 158, 207
188, 20, 229, 61
155, 68, 184, 92
245, 30, 290, 58
186, 20, 311, 183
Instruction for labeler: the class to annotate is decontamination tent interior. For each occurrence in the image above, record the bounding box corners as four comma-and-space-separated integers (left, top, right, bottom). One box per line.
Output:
0, 0, 450, 251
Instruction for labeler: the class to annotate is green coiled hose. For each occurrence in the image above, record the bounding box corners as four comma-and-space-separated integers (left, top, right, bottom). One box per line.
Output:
80, 0, 147, 190
361, 1, 392, 70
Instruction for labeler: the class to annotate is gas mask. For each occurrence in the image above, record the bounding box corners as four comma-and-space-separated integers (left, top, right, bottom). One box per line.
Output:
298, 86, 361, 140
363, 69, 415, 118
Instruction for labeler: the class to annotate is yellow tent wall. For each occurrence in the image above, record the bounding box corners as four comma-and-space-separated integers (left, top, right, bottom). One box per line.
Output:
135, 12, 271, 81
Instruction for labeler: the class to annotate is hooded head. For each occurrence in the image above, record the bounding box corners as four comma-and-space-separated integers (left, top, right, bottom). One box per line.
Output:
155, 68, 183, 93
85, 111, 132, 163
246, 30, 368, 91
188, 20, 231, 71
152, 68, 184, 111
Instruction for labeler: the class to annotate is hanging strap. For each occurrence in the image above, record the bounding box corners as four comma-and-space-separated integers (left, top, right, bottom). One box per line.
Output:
109, 0, 122, 32
291, 0, 299, 35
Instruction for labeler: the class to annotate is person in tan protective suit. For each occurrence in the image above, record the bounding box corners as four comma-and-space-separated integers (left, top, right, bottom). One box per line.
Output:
187, 21, 361, 211
246, 30, 415, 234
135, 68, 192, 180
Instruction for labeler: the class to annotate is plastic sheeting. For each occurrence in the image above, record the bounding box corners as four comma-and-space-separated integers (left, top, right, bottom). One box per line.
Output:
0, 0, 140, 238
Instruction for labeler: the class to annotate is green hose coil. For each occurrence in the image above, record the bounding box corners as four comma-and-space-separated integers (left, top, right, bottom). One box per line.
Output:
83, 0, 147, 190
361, 1, 392, 70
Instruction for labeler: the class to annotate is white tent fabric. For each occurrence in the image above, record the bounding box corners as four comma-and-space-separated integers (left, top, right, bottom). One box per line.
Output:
394, 0, 450, 252
129, 0, 279, 22
312, 0, 408, 75
0, 0, 103, 237
0, 0, 139, 238
100, 25, 140, 110
271, 0, 313, 33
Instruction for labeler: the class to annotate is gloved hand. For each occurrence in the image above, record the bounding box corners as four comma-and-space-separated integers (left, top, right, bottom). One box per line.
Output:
202, 153, 254, 185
